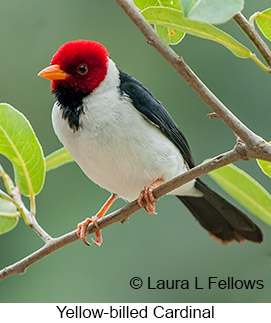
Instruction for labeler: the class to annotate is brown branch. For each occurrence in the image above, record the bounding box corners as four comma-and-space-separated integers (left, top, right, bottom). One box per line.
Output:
0, 147, 241, 280
234, 12, 271, 67
115, 0, 271, 160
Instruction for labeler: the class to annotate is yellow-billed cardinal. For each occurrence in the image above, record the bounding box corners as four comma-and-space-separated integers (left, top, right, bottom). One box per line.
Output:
38, 39, 263, 246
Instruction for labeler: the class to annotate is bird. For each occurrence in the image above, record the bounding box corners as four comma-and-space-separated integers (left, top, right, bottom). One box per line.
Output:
38, 39, 263, 246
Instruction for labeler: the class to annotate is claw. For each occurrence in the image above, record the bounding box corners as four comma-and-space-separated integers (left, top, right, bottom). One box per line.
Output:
76, 193, 117, 247
137, 190, 145, 209
91, 230, 103, 246
90, 215, 99, 229
77, 218, 92, 246
137, 178, 163, 215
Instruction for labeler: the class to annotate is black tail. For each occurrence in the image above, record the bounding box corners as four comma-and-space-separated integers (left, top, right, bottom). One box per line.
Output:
178, 179, 263, 244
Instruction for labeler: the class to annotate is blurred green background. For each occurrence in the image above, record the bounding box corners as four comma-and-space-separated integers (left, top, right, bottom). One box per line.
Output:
1, 0, 271, 303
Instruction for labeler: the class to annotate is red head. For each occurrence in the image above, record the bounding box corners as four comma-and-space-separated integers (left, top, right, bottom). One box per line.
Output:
38, 40, 109, 93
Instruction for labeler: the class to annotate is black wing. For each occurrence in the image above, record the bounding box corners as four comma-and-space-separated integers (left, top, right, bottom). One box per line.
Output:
118, 70, 195, 169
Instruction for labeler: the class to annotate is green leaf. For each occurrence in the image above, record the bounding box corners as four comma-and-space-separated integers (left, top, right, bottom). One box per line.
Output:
0, 164, 13, 195
134, 0, 185, 45
134, 0, 182, 11
0, 188, 29, 225
181, 0, 244, 24
0, 104, 45, 197
141, 7, 251, 58
180, 0, 197, 16
0, 216, 19, 234
257, 141, 271, 177
46, 147, 73, 172
155, 24, 185, 44
257, 159, 271, 177
256, 8, 271, 41
0, 198, 19, 234
0, 195, 20, 217
208, 164, 271, 225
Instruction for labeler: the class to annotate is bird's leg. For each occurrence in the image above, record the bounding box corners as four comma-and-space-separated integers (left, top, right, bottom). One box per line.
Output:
137, 178, 164, 215
77, 193, 117, 246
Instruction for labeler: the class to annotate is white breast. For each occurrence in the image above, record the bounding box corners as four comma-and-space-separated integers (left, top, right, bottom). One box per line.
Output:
52, 59, 198, 200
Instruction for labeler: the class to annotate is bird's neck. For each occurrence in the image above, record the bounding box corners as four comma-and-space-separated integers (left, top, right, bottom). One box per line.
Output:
52, 87, 90, 131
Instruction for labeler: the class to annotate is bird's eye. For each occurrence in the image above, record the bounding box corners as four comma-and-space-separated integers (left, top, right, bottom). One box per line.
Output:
77, 64, 88, 75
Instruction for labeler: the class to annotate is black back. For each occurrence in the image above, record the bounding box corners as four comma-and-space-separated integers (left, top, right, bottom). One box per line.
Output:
118, 70, 195, 169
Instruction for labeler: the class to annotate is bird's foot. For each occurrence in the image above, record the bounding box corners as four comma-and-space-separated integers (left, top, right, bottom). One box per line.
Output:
77, 216, 103, 246
76, 193, 117, 246
137, 178, 163, 215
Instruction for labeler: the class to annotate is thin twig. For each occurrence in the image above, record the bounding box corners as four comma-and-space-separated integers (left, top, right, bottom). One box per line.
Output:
0, 147, 241, 280
11, 184, 52, 242
27, 213, 52, 243
234, 12, 271, 67
207, 112, 218, 119
0, 167, 52, 242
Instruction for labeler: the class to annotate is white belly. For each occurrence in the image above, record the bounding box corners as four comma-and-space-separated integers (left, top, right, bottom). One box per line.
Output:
52, 95, 197, 201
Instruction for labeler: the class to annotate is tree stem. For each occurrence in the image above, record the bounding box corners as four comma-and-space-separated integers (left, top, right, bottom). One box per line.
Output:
234, 12, 271, 67
0, 147, 241, 280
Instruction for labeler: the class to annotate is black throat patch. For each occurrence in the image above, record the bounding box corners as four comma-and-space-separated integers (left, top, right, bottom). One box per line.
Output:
52, 87, 90, 131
